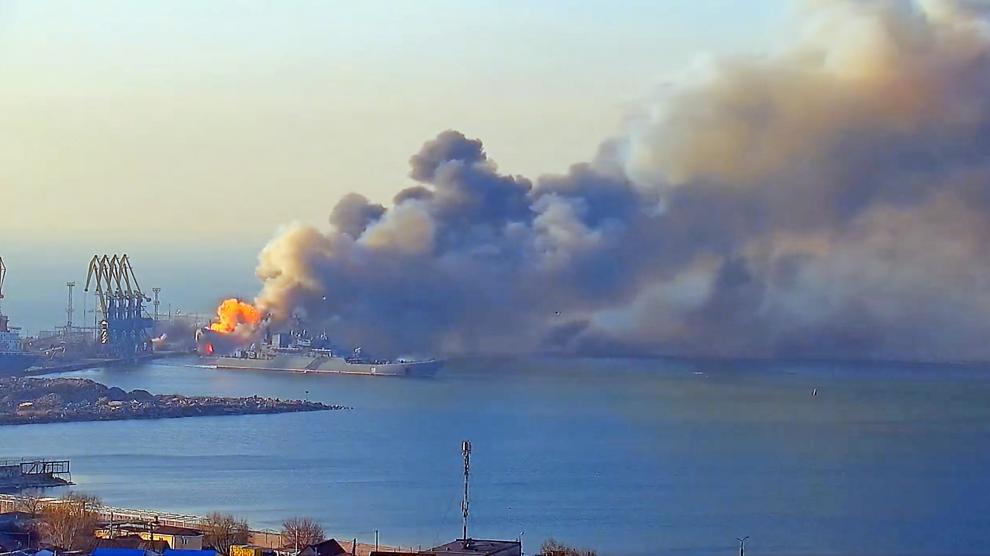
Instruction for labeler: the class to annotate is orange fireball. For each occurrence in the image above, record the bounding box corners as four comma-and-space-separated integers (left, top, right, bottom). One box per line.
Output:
209, 298, 262, 334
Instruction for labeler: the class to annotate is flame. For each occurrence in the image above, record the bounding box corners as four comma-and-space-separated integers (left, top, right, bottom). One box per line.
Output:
209, 298, 262, 334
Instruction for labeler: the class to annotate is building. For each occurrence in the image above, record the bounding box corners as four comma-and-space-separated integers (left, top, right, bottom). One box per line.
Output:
0, 511, 40, 551
424, 540, 520, 556
94, 535, 170, 554
371, 539, 521, 556
138, 526, 204, 550
96, 524, 204, 551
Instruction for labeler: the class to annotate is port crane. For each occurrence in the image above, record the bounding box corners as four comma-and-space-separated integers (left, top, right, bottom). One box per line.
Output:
84, 254, 155, 356
0, 257, 9, 333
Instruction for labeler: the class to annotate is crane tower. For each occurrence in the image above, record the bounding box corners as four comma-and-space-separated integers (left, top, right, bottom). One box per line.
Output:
84, 254, 155, 356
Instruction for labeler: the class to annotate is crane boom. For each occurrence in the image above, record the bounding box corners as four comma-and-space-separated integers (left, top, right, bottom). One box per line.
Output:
0, 256, 6, 300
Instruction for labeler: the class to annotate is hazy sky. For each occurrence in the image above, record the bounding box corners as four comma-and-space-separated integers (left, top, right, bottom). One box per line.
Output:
0, 0, 790, 332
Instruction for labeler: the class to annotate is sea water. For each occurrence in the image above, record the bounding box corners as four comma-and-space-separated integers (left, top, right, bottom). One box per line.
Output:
2, 357, 989, 555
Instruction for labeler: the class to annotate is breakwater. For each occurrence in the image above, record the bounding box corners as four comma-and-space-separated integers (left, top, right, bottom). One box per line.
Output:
0, 377, 346, 426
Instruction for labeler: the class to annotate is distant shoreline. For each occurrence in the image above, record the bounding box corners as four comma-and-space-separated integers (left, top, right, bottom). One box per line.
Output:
0, 403, 336, 427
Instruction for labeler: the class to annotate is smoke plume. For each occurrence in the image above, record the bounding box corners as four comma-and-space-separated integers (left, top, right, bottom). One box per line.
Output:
253, 1, 990, 361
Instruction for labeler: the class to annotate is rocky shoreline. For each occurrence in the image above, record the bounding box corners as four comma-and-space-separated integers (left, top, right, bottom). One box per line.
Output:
0, 377, 345, 426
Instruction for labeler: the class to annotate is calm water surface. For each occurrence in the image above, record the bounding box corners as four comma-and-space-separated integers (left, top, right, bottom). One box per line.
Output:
2, 357, 989, 555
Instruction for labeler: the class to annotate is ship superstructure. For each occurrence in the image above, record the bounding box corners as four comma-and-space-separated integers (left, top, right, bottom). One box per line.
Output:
0, 257, 38, 375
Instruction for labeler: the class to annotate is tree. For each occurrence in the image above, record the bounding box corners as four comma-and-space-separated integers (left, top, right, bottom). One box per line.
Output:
14, 493, 46, 548
280, 517, 325, 551
201, 512, 250, 556
540, 538, 598, 556
39, 493, 101, 551
16, 492, 46, 518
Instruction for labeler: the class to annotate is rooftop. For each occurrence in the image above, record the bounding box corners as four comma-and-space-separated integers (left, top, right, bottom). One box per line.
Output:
426, 539, 521, 556
94, 534, 170, 553
103, 524, 202, 537
92, 549, 153, 556
151, 525, 202, 537
163, 550, 217, 556
301, 539, 347, 556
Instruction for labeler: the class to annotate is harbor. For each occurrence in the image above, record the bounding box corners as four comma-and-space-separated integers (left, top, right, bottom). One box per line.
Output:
0, 255, 440, 381
1, 254, 208, 380
24, 352, 189, 376
8, 0, 990, 553
4, 356, 989, 555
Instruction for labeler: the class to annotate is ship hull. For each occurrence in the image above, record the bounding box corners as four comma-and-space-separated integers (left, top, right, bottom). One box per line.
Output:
211, 354, 442, 377
0, 353, 38, 376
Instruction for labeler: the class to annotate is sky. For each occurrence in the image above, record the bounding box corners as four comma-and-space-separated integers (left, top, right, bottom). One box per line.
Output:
0, 0, 792, 334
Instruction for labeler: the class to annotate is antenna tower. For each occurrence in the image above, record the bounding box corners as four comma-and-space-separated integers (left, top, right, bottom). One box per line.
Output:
66, 281, 76, 332
461, 440, 472, 541
152, 288, 161, 321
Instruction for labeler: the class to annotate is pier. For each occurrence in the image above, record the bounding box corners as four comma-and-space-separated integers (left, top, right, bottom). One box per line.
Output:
24, 351, 189, 376
0, 459, 72, 491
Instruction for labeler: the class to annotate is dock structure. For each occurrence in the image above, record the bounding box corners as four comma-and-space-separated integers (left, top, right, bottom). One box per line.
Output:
0, 459, 72, 491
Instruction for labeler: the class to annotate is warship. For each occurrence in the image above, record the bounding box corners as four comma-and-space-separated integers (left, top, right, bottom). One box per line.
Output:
0, 315, 36, 376
0, 257, 37, 376
203, 330, 442, 377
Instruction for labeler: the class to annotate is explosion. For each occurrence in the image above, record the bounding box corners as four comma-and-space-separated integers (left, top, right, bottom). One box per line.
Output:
209, 298, 262, 334
197, 299, 263, 356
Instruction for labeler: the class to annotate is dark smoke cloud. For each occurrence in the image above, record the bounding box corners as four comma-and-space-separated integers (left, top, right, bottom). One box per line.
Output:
254, 0, 990, 362
329, 193, 385, 238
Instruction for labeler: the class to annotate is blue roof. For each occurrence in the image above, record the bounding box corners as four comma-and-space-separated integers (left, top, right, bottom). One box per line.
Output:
164, 551, 216, 556
92, 549, 148, 556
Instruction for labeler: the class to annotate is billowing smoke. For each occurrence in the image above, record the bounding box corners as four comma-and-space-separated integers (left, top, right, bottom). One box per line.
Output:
253, 1, 990, 362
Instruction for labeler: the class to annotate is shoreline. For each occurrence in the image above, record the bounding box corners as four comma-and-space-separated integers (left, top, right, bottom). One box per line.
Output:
0, 494, 406, 556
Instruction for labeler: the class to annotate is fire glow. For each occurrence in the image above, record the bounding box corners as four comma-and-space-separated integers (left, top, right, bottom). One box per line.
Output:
209, 298, 262, 334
